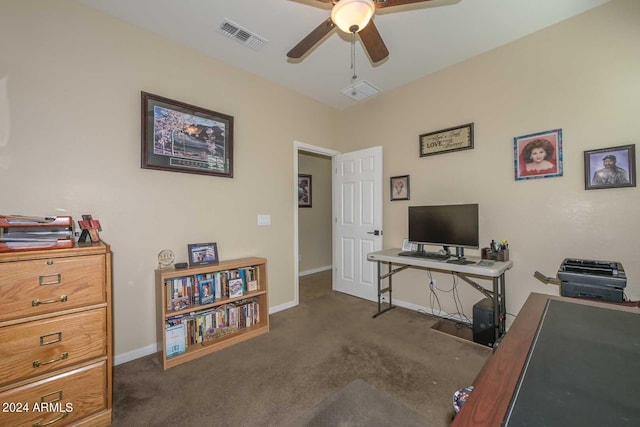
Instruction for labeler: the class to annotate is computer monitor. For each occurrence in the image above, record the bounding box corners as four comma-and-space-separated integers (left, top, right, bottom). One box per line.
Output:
408, 204, 479, 258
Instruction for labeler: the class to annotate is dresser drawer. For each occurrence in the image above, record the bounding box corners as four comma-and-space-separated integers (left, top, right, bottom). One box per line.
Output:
0, 309, 107, 387
0, 361, 106, 427
0, 255, 105, 322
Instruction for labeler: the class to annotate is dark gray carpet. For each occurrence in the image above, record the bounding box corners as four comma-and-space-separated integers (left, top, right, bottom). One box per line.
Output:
112, 285, 490, 426
301, 379, 431, 427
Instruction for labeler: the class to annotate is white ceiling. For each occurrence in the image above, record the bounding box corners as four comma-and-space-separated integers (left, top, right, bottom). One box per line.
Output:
79, 0, 611, 110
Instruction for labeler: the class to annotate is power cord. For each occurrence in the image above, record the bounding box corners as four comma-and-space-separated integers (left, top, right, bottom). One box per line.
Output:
418, 271, 472, 327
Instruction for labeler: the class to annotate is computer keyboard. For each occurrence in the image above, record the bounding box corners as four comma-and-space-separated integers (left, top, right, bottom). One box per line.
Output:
397, 251, 449, 260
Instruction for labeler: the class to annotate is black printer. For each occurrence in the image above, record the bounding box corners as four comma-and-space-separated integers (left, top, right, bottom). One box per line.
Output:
557, 258, 626, 302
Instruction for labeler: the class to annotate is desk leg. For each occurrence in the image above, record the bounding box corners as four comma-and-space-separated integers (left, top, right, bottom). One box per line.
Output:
492, 277, 500, 344
499, 273, 506, 336
492, 273, 508, 345
373, 261, 396, 318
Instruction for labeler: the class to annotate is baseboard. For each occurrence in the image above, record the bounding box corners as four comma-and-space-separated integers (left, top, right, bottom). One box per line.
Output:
114, 343, 158, 366
299, 265, 332, 276
388, 297, 471, 325
269, 300, 297, 314
114, 294, 469, 366
115, 304, 295, 365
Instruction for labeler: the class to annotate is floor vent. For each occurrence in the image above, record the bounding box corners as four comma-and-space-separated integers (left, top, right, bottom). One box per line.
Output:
218, 19, 267, 51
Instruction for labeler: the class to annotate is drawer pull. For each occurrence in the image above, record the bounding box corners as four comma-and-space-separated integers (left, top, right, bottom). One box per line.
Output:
32, 295, 68, 306
39, 274, 62, 285
40, 390, 63, 403
33, 352, 68, 368
33, 411, 68, 427
40, 332, 63, 346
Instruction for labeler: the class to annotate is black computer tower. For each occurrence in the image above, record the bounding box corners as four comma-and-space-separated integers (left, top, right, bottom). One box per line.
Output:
473, 298, 495, 347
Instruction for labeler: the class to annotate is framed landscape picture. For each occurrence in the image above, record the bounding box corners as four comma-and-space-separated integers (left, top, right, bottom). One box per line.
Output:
141, 92, 234, 178
584, 144, 636, 190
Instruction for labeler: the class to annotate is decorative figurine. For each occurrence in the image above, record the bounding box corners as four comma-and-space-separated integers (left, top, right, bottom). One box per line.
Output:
78, 214, 102, 243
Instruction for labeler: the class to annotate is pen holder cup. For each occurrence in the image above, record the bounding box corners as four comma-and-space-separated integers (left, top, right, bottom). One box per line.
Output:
481, 248, 509, 262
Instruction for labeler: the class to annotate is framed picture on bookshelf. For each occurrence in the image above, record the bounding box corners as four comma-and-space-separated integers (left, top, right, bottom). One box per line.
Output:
141, 91, 234, 178
188, 242, 219, 266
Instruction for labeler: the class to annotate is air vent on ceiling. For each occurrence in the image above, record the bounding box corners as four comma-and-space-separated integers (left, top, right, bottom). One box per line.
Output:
218, 19, 268, 51
341, 81, 382, 101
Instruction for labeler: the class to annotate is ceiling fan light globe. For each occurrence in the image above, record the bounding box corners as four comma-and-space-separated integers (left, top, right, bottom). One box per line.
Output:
331, 0, 375, 33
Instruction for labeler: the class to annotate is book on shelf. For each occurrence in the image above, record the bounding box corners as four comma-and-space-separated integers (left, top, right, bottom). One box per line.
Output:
167, 277, 193, 311
165, 323, 187, 357
228, 277, 244, 298
198, 277, 215, 305
239, 267, 259, 292
244, 266, 258, 292
167, 297, 261, 350
203, 326, 238, 345
213, 272, 222, 300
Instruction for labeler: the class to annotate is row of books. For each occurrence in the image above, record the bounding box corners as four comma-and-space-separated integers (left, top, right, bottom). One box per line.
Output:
165, 298, 260, 358
166, 266, 259, 311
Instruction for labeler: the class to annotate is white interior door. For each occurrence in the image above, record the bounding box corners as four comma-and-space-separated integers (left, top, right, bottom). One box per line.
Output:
333, 146, 383, 301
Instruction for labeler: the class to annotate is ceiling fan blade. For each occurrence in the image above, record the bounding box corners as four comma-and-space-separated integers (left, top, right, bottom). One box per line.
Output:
358, 19, 389, 63
287, 17, 335, 59
375, 0, 434, 8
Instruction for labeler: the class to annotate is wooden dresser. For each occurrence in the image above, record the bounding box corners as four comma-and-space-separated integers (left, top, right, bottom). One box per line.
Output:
0, 242, 112, 427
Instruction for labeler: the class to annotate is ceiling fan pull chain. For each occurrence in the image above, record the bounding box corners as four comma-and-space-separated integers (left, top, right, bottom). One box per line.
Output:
351, 32, 357, 81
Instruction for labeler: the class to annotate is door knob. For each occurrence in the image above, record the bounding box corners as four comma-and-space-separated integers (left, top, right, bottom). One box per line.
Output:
367, 230, 382, 236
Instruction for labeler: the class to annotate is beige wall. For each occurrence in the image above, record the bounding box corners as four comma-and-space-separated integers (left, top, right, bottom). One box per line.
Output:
335, 0, 640, 321
298, 152, 333, 273
0, 0, 338, 361
2, 0, 638, 362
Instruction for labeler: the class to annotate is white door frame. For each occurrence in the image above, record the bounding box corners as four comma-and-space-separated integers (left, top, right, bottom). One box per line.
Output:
293, 141, 340, 306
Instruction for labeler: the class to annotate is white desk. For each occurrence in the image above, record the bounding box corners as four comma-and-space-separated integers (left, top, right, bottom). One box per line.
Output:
367, 248, 514, 344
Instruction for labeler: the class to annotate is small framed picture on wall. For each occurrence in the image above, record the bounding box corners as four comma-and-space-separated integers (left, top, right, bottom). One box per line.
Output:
390, 175, 410, 201
584, 144, 636, 190
298, 174, 312, 208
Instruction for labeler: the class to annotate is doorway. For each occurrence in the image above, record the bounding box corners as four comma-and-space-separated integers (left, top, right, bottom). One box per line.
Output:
293, 142, 384, 306
294, 142, 338, 305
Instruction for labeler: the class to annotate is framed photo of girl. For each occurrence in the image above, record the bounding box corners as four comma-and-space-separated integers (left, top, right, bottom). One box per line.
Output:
584, 144, 636, 190
514, 129, 563, 181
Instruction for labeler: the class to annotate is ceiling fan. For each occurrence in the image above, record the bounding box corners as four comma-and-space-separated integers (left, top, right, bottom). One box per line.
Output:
287, 0, 434, 63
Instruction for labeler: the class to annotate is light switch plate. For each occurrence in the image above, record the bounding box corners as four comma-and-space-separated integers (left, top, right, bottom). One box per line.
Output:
257, 214, 271, 226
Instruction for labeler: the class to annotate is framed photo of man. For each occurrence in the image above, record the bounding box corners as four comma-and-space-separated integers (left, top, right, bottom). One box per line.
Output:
584, 144, 636, 190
